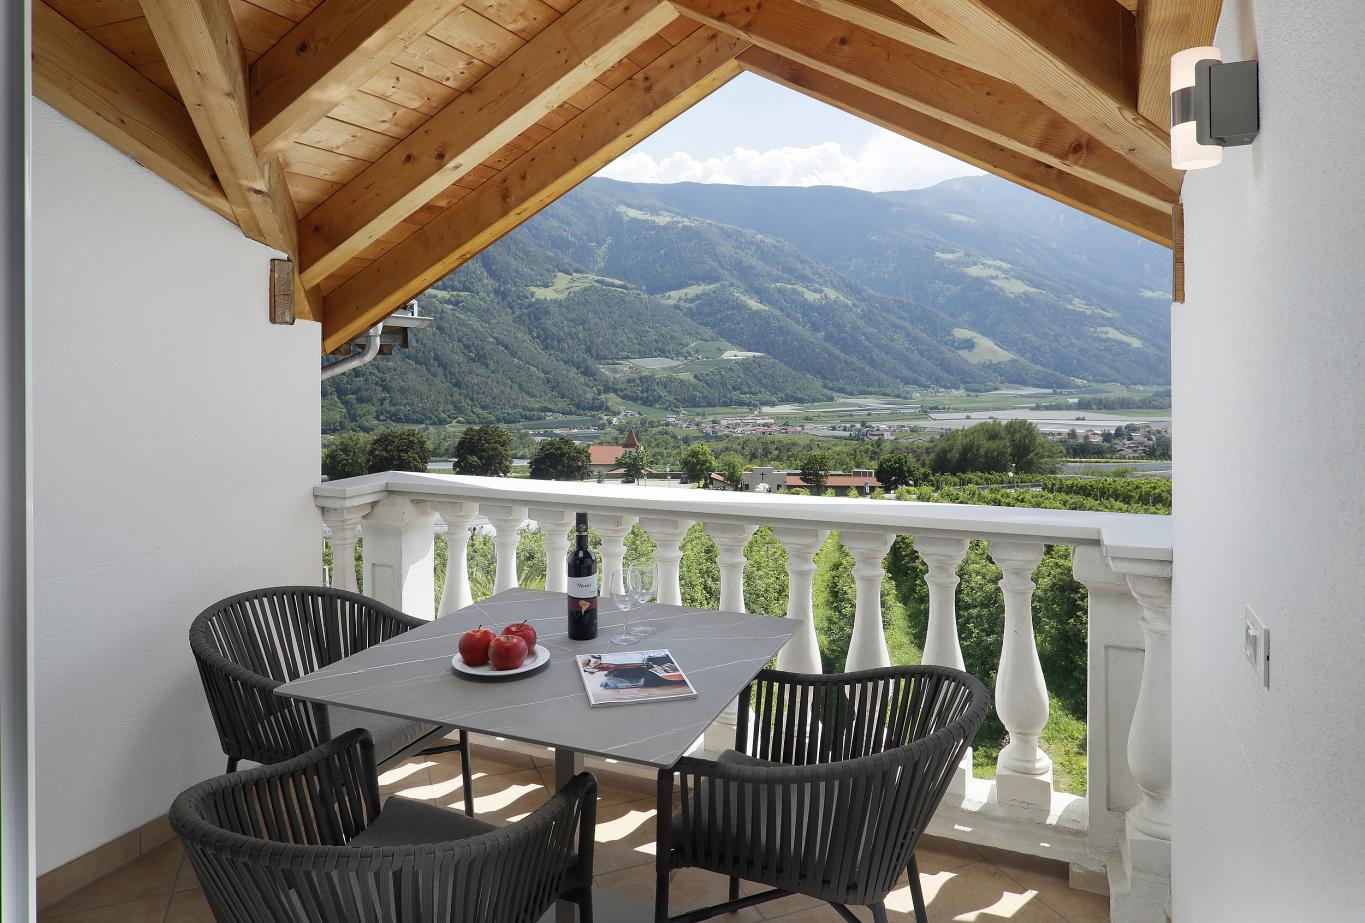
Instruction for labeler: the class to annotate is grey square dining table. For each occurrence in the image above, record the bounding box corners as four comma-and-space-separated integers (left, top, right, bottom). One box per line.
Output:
275, 587, 799, 922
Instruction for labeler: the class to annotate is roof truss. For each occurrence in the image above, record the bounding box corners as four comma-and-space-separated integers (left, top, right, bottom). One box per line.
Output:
34, 0, 1203, 354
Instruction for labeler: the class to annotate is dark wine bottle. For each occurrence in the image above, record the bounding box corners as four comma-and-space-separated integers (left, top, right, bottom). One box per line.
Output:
566, 511, 598, 640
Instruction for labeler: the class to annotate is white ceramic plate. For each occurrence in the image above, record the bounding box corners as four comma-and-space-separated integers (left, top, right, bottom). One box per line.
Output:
451, 646, 550, 678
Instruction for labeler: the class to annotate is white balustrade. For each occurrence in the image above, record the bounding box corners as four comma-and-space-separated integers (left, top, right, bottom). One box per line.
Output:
594, 514, 637, 596
315, 472, 1175, 919
841, 530, 894, 671
990, 540, 1052, 810
770, 527, 825, 674
433, 500, 477, 616
639, 516, 691, 605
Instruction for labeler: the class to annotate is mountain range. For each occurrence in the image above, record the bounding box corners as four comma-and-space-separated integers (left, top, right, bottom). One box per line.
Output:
322, 175, 1171, 431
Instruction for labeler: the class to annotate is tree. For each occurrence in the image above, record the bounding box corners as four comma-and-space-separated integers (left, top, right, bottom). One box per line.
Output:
682, 442, 715, 486
619, 449, 649, 482
875, 452, 928, 490
530, 437, 590, 481
719, 454, 746, 491
322, 432, 370, 480
366, 429, 430, 473
799, 451, 832, 494
452, 425, 513, 477
928, 420, 1060, 475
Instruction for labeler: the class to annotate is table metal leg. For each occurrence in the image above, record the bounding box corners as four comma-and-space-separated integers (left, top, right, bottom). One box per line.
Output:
556, 747, 585, 923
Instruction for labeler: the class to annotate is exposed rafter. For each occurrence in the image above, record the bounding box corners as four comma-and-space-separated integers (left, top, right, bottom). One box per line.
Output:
33, 2, 231, 222
320, 28, 749, 351
298, 0, 678, 288
250, 0, 469, 156
741, 48, 1172, 246
899, 0, 1178, 190
787, 0, 1002, 79
139, 0, 298, 254
671, 0, 1177, 211
1137, 0, 1223, 126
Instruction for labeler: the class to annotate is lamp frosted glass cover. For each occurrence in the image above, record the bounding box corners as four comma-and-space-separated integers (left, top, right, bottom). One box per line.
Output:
1171, 46, 1223, 170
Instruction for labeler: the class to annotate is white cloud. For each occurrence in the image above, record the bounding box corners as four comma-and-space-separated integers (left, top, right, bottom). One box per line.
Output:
597, 131, 982, 191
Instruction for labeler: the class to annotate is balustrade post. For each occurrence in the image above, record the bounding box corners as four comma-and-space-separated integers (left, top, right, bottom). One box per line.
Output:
703, 521, 757, 755
915, 534, 971, 796
841, 531, 895, 672
432, 501, 478, 616
990, 540, 1052, 810
319, 504, 371, 593
359, 496, 438, 619
770, 527, 826, 674
530, 508, 573, 593
594, 514, 638, 596
639, 516, 692, 605
484, 504, 528, 595
1110, 559, 1173, 853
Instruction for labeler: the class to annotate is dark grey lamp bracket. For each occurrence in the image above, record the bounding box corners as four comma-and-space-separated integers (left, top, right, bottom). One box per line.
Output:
1171, 58, 1260, 147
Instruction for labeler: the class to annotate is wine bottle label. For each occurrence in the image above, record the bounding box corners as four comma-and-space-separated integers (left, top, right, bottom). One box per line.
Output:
567, 575, 597, 598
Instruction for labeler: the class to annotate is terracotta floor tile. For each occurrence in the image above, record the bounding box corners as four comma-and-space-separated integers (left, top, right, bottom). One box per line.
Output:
886, 860, 1069, 921
591, 797, 659, 874
164, 889, 216, 923
172, 855, 198, 893
986, 853, 1110, 923
596, 866, 766, 921
39, 842, 182, 916
464, 741, 543, 776
37, 895, 170, 922
916, 835, 989, 873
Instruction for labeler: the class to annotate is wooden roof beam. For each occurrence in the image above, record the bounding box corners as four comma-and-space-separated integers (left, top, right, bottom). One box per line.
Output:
250, 0, 468, 156
139, 0, 298, 254
787, 0, 1002, 79
320, 28, 748, 351
741, 47, 1172, 246
1136, 0, 1223, 126
33, 2, 231, 222
672, 0, 1176, 211
298, 0, 678, 289
898, 0, 1179, 190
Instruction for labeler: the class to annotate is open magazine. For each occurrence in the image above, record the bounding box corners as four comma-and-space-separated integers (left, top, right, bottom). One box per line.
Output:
575, 649, 698, 706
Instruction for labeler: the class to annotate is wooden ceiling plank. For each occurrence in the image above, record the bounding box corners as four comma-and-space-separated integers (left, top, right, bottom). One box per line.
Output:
898, 0, 1179, 189
391, 34, 493, 90
427, 6, 523, 64
139, 0, 297, 250
44, 0, 144, 31
789, 0, 1003, 78
1137, 0, 1223, 126
249, 0, 466, 155
33, 1, 231, 220
298, 0, 678, 287
741, 47, 1171, 246
359, 62, 462, 116
320, 27, 748, 351
673, 0, 1176, 210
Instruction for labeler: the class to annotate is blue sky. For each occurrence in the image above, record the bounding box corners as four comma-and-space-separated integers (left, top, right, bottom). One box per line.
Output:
597, 72, 982, 191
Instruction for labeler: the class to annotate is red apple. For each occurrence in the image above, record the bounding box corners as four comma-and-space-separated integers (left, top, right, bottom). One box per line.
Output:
489, 633, 529, 671
502, 620, 537, 653
459, 625, 496, 667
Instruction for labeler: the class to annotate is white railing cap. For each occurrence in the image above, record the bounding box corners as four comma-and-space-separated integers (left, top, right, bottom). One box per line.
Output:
315, 472, 1172, 561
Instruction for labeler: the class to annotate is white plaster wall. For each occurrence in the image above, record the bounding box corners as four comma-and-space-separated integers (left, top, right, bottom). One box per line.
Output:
31, 101, 321, 873
1173, 1, 1365, 917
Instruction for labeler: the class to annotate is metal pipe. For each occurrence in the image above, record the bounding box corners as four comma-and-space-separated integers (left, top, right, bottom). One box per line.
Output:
320, 323, 384, 380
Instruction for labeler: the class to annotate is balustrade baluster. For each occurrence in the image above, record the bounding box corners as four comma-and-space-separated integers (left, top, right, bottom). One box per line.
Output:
702, 521, 757, 755
915, 535, 971, 795
432, 501, 478, 616
530, 508, 573, 594
841, 531, 895, 671
990, 540, 1052, 809
770, 527, 825, 674
484, 504, 528, 595
594, 514, 637, 596
319, 504, 371, 594
639, 516, 691, 605
1115, 564, 1173, 844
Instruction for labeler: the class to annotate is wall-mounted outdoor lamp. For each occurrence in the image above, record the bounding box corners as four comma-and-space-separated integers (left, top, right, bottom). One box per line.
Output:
1170, 47, 1260, 170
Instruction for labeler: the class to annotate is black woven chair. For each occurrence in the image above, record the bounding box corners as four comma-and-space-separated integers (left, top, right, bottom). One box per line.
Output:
190, 586, 474, 814
655, 664, 989, 923
171, 728, 597, 923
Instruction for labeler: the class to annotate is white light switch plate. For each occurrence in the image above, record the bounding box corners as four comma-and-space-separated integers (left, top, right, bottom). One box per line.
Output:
1244, 605, 1269, 688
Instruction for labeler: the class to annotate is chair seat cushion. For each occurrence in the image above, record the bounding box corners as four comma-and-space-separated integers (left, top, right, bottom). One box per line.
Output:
328, 705, 440, 766
350, 796, 496, 847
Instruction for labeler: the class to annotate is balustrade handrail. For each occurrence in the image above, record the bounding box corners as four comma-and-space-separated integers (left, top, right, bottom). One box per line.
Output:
314, 471, 1171, 561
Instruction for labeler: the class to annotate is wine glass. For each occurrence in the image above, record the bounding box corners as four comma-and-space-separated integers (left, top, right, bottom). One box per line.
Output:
608, 568, 636, 645
627, 562, 658, 638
